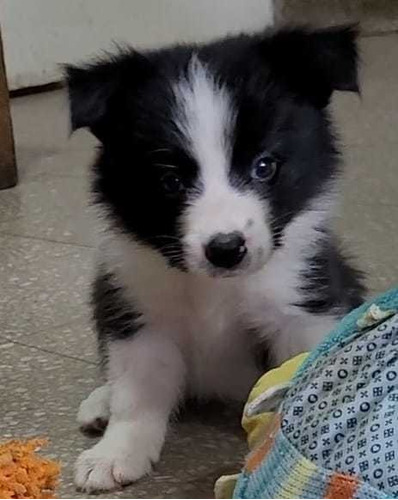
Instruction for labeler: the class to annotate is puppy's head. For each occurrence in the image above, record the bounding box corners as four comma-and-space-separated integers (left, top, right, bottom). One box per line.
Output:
67, 25, 359, 277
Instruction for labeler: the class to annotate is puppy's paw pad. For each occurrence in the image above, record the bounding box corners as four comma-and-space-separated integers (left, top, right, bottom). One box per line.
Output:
79, 417, 108, 436
74, 446, 152, 492
77, 386, 110, 434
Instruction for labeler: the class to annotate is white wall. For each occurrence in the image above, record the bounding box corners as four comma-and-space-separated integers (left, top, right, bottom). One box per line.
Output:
0, 0, 274, 90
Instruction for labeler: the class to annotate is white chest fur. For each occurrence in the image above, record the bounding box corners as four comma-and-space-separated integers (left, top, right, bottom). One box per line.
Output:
101, 233, 261, 400
99, 204, 337, 402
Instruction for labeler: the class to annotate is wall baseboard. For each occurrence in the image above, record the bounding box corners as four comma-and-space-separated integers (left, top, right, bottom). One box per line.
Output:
10, 81, 63, 98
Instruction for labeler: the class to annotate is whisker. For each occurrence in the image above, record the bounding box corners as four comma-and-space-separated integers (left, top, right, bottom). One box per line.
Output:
147, 148, 172, 157
164, 250, 183, 255
268, 208, 330, 228
147, 235, 181, 243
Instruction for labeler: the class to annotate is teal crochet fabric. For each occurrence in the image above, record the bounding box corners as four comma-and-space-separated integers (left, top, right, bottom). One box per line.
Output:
234, 288, 398, 499
283, 313, 398, 493
295, 288, 398, 379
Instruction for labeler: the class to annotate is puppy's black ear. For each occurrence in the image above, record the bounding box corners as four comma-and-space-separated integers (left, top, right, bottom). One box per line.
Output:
65, 50, 152, 140
260, 25, 359, 107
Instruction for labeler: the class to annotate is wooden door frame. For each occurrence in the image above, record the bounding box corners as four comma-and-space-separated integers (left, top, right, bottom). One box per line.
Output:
0, 28, 17, 190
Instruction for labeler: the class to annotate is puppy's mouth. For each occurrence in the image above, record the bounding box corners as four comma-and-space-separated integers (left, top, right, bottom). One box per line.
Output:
205, 252, 269, 277
201, 261, 253, 278
163, 251, 268, 277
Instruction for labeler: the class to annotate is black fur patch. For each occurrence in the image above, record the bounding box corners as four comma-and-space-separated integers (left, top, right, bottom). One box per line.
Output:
92, 269, 143, 364
297, 233, 365, 314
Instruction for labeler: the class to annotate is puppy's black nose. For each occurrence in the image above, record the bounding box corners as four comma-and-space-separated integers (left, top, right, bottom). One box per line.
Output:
205, 232, 247, 269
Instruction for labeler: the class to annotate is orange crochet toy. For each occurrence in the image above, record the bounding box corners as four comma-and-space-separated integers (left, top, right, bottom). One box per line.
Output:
0, 439, 60, 499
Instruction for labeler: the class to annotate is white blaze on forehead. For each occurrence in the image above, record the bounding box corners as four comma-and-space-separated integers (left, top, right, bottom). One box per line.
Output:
172, 55, 235, 184
172, 55, 273, 273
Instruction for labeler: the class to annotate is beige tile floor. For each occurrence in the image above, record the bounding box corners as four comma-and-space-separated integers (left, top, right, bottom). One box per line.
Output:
1, 33, 397, 498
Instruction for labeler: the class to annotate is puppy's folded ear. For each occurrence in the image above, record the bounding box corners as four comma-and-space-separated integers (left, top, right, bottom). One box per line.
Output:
65, 50, 153, 140
260, 25, 359, 107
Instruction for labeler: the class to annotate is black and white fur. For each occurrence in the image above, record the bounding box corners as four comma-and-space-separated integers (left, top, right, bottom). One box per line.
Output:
67, 25, 364, 491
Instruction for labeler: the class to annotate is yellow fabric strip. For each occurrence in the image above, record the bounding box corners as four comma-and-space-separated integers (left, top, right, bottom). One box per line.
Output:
242, 352, 308, 450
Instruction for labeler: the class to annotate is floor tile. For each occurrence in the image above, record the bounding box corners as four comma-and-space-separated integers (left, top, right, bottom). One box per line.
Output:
4, 317, 99, 364
332, 34, 398, 148
11, 90, 97, 181
0, 317, 98, 365
340, 144, 398, 207
0, 342, 97, 438
11, 90, 84, 154
0, 235, 92, 338
0, 342, 99, 497
279, 0, 398, 34
0, 176, 95, 246
335, 202, 398, 295
11, 90, 70, 150
16, 141, 97, 181
0, 342, 245, 499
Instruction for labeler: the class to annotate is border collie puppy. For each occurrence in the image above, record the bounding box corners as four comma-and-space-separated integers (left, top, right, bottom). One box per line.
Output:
67, 25, 364, 491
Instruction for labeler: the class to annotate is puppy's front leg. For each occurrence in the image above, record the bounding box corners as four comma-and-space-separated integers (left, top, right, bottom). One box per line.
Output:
75, 330, 185, 492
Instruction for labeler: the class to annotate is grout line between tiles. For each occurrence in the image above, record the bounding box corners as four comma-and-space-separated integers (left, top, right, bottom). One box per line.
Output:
0, 334, 98, 366
0, 230, 94, 249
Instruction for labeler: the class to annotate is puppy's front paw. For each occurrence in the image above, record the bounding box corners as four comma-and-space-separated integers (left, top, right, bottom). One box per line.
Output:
77, 385, 110, 435
74, 441, 152, 492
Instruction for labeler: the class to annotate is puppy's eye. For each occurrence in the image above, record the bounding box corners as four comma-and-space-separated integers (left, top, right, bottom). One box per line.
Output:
251, 155, 279, 182
161, 172, 185, 196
